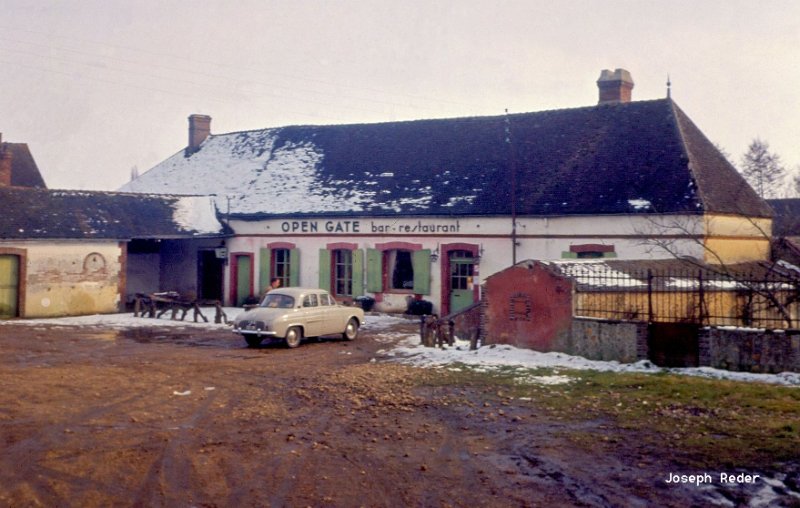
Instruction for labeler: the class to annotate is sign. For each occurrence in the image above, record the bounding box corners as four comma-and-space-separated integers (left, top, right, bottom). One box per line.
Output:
278, 219, 462, 235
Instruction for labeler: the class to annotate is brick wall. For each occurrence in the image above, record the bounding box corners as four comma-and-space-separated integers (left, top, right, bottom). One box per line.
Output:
482, 264, 573, 351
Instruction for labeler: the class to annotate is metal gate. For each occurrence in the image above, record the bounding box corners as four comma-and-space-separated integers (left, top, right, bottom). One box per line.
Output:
647, 323, 700, 367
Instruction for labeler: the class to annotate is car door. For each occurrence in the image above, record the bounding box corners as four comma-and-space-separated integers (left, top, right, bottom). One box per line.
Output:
301, 293, 323, 336
316, 292, 340, 335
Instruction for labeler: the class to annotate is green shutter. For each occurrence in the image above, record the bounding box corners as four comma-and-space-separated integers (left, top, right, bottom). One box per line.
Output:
412, 249, 431, 295
318, 249, 331, 291
366, 248, 382, 293
352, 249, 364, 297
289, 248, 300, 287
259, 248, 272, 294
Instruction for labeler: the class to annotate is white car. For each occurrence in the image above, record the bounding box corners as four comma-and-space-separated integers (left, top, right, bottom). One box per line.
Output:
233, 288, 365, 348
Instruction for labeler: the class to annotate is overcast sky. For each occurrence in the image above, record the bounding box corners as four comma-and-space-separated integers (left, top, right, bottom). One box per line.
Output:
2, 0, 799, 192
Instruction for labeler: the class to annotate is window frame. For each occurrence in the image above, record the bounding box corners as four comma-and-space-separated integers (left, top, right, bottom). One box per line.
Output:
333, 248, 354, 297
272, 248, 291, 288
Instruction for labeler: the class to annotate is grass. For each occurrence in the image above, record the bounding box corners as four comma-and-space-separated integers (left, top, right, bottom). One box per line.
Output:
426, 364, 800, 469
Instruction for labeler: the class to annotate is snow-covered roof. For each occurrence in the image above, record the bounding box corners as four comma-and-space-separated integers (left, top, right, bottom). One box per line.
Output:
532, 258, 800, 291
121, 99, 772, 219
0, 187, 227, 239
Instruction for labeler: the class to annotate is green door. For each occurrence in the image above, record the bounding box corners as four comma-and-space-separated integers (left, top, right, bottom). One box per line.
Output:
235, 255, 252, 306
449, 253, 475, 314
0, 255, 20, 319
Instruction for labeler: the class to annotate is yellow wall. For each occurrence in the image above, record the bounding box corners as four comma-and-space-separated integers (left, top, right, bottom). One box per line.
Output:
575, 289, 796, 328
703, 215, 772, 264
20, 241, 123, 318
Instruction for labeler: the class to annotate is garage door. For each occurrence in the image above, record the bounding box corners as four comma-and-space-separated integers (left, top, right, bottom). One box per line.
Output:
0, 255, 20, 319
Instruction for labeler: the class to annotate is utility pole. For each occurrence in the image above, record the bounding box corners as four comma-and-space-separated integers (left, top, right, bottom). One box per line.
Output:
505, 109, 518, 265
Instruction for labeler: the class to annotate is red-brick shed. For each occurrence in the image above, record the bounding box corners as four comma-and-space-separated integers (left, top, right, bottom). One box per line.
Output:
482, 261, 573, 351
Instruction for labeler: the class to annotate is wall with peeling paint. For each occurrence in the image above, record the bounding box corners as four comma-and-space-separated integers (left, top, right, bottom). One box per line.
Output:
3, 240, 123, 318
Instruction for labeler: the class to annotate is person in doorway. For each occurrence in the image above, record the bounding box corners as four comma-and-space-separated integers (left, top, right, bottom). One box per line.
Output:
260, 278, 282, 304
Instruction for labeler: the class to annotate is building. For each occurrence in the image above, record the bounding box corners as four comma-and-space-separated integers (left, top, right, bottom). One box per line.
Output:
482, 258, 800, 372
0, 136, 228, 319
121, 69, 772, 314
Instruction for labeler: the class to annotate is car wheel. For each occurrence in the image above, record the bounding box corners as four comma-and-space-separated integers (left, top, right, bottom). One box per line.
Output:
285, 326, 302, 348
244, 336, 262, 348
342, 318, 359, 341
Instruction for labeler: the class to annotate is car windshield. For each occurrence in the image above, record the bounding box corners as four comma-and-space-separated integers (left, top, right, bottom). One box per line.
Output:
260, 294, 295, 309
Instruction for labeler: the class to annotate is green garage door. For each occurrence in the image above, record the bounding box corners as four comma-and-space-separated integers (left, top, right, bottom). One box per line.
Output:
0, 255, 20, 319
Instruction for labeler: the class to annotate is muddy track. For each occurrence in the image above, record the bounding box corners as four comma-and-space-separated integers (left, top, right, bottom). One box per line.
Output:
0, 321, 796, 507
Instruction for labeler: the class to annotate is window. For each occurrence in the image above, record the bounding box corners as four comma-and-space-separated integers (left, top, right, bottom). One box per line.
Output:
388, 250, 414, 289
449, 250, 474, 290
319, 246, 363, 297
562, 244, 617, 259
302, 293, 318, 307
273, 248, 291, 288
259, 245, 299, 294
333, 249, 353, 297
366, 244, 430, 295
261, 294, 294, 309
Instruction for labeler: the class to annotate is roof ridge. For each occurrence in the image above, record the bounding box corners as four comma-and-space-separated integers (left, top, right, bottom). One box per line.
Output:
667, 99, 706, 212
204, 98, 674, 137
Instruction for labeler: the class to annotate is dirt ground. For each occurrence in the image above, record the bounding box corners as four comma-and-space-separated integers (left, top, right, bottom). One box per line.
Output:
0, 318, 795, 507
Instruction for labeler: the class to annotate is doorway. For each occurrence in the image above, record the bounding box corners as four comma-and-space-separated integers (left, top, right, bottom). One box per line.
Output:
232, 254, 253, 307
448, 250, 476, 314
0, 255, 20, 319
198, 249, 224, 301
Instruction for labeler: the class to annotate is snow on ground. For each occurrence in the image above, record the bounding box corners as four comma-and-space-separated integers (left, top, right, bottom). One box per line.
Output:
2, 311, 799, 387
0, 307, 242, 330
365, 314, 800, 387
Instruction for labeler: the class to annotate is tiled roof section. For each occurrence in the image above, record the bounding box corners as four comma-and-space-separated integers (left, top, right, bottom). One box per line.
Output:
768, 199, 800, 236
0, 187, 228, 239
670, 104, 772, 217
4, 143, 47, 188
122, 99, 769, 218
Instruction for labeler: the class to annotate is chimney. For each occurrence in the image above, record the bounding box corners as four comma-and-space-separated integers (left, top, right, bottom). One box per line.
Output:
597, 69, 634, 104
186, 114, 211, 156
0, 139, 12, 187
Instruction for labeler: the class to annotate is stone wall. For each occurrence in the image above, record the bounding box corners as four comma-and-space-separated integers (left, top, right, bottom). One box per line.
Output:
699, 327, 800, 373
569, 317, 649, 363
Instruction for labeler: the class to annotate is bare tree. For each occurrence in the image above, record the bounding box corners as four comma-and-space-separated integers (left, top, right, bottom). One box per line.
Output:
635, 213, 798, 328
740, 139, 786, 198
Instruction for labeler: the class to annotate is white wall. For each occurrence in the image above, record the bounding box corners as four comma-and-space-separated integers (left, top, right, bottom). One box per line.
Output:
224, 214, 705, 313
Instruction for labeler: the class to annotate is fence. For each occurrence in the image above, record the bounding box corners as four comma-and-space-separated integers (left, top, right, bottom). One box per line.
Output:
572, 266, 800, 329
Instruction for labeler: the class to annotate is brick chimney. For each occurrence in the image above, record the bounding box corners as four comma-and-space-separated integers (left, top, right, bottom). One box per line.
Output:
0, 135, 12, 187
186, 114, 211, 156
597, 69, 634, 104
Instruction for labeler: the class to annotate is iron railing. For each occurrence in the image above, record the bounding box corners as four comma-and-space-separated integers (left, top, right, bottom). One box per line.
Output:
572, 266, 800, 329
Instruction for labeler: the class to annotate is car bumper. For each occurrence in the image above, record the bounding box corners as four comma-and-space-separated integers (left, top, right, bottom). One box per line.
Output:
234, 328, 278, 338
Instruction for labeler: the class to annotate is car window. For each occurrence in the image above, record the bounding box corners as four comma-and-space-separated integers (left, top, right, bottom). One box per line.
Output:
302, 294, 318, 307
319, 294, 331, 306
261, 294, 294, 309
326, 294, 337, 306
